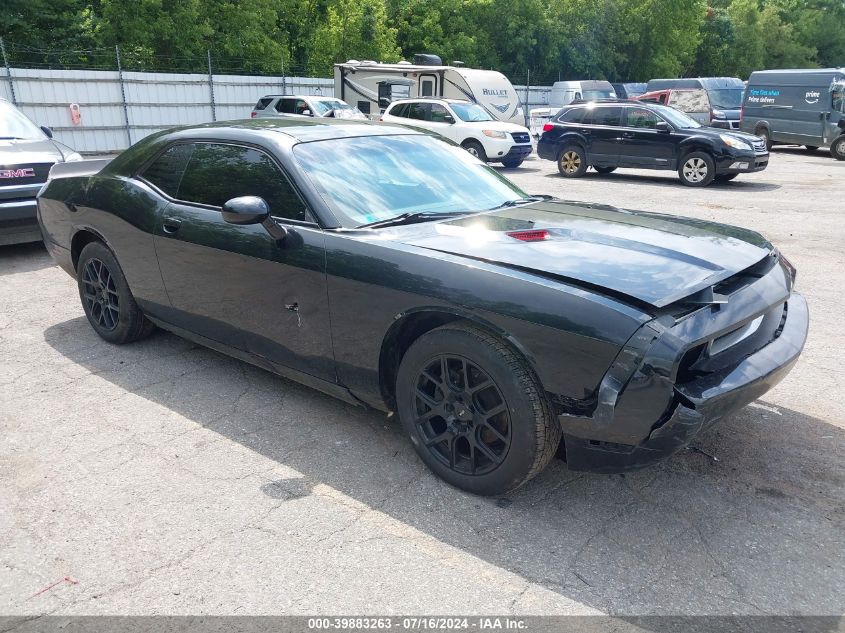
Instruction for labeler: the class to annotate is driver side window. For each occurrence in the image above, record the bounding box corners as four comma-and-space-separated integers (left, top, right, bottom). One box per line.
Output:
625, 108, 661, 129
143, 142, 310, 222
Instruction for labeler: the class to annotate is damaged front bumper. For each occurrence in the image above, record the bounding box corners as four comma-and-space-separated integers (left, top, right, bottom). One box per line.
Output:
559, 257, 808, 473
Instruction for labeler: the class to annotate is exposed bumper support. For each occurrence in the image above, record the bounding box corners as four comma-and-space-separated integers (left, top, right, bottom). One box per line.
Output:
560, 292, 808, 473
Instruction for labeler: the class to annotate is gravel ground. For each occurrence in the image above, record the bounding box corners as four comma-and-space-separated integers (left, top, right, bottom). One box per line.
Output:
0, 146, 843, 617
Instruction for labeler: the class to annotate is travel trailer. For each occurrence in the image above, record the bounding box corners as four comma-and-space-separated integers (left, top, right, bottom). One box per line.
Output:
334, 55, 525, 125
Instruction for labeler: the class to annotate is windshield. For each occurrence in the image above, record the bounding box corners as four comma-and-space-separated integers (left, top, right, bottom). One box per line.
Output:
707, 88, 744, 109
0, 101, 45, 140
649, 103, 702, 128
312, 100, 346, 115
451, 102, 494, 122
294, 134, 526, 227
583, 89, 615, 101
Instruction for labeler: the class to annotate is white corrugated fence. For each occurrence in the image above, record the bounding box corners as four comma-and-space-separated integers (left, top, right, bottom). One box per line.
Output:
1, 67, 552, 154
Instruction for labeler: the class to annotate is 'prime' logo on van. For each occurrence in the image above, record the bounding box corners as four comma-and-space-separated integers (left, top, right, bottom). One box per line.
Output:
805, 90, 821, 104
482, 88, 509, 97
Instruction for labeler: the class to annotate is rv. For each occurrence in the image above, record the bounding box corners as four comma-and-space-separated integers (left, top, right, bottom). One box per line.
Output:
334, 55, 525, 125
740, 68, 845, 159
645, 77, 745, 129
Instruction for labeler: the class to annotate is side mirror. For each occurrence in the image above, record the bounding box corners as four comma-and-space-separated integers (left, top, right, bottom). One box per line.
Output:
655, 121, 671, 133
222, 196, 269, 225
301, 109, 312, 117
325, 109, 336, 118
443, 114, 455, 124
41, 126, 53, 138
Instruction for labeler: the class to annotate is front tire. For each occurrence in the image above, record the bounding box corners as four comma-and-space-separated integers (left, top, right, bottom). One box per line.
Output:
756, 127, 773, 151
77, 241, 154, 344
501, 159, 524, 168
557, 145, 587, 177
831, 136, 845, 161
462, 140, 488, 163
396, 323, 561, 496
679, 151, 716, 187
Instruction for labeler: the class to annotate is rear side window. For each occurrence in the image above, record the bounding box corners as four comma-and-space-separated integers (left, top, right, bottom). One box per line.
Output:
407, 102, 430, 120
140, 143, 194, 197
581, 107, 622, 126
388, 103, 409, 118
254, 97, 273, 111
175, 143, 309, 222
557, 108, 584, 123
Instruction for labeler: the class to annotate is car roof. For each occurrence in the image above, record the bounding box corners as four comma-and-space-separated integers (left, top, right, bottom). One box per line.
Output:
260, 95, 341, 100
389, 97, 471, 105
159, 118, 422, 143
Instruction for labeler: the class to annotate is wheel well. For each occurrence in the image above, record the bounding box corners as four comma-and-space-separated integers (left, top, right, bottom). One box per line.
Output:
754, 123, 769, 135
378, 311, 465, 410
461, 138, 482, 148
557, 141, 585, 158
70, 229, 103, 271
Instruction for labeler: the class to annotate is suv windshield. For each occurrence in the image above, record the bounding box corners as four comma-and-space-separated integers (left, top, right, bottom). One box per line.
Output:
312, 100, 348, 115
450, 103, 494, 122
707, 88, 744, 109
649, 103, 702, 129
294, 134, 526, 227
0, 101, 45, 140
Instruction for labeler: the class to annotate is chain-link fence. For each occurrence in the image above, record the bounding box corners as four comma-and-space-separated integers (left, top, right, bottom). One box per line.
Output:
1, 40, 555, 154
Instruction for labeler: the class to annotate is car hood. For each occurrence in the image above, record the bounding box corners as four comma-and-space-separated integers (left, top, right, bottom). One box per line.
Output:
0, 137, 66, 163
389, 199, 772, 308
697, 126, 758, 144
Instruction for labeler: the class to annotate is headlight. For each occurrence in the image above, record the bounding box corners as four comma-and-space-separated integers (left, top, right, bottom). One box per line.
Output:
482, 130, 508, 139
720, 134, 752, 150
64, 151, 83, 162
711, 109, 726, 119
777, 249, 797, 287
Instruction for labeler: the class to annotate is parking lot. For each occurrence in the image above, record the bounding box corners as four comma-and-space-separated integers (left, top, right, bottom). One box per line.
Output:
1, 147, 843, 617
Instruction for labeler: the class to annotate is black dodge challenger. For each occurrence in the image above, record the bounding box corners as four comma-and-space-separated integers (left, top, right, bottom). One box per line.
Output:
37, 118, 808, 496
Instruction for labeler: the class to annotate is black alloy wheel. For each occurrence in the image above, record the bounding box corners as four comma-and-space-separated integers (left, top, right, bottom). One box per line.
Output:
82, 258, 120, 331
412, 354, 511, 476
76, 241, 155, 344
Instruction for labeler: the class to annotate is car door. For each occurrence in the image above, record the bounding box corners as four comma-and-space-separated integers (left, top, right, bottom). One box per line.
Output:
144, 141, 335, 381
618, 106, 675, 168
427, 103, 460, 142
578, 106, 623, 167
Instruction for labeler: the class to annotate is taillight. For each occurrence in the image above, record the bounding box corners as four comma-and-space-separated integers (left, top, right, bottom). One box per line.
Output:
542, 123, 555, 133
251, 111, 257, 118
507, 229, 550, 242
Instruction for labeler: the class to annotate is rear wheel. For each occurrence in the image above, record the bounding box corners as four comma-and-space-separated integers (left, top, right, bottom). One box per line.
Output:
557, 145, 587, 177
714, 173, 738, 183
831, 136, 845, 161
679, 151, 716, 187
594, 166, 617, 174
77, 241, 154, 344
396, 323, 561, 496
462, 140, 488, 163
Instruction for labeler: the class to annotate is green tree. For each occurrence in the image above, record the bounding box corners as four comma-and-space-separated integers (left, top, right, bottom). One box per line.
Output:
309, 0, 401, 73
690, 7, 736, 75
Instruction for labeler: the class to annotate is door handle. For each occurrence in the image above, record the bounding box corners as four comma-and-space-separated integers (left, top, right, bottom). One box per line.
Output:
578, 129, 591, 134
162, 217, 182, 234
622, 131, 635, 138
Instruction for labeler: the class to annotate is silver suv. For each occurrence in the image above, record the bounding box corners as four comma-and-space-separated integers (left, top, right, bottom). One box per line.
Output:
1, 98, 82, 246
251, 95, 367, 120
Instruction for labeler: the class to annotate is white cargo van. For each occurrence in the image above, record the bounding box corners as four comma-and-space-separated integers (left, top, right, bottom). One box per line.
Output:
334, 54, 525, 125
528, 80, 617, 135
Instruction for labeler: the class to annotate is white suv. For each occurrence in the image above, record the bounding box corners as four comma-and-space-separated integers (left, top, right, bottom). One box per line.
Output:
381, 98, 533, 167
252, 95, 366, 120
